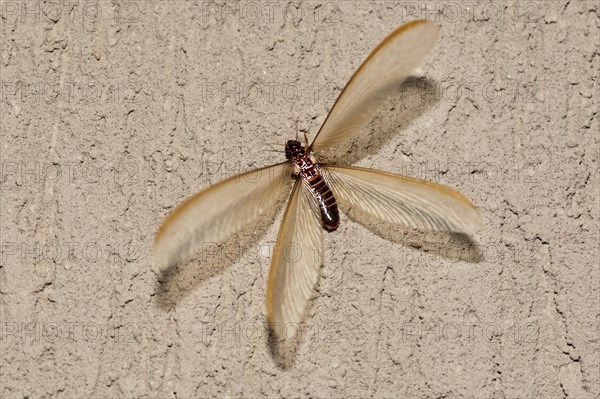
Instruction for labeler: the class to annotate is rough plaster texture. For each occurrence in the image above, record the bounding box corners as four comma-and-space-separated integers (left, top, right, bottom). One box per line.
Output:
1, 1, 599, 398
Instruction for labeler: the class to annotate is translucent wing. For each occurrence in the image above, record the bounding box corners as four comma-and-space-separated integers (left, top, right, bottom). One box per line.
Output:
154, 162, 292, 269
322, 165, 482, 234
267, 179, 323, 338
310, 20, 439, 156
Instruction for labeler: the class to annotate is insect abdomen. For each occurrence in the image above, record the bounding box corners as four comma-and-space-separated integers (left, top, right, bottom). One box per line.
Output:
308, 174, 339, 231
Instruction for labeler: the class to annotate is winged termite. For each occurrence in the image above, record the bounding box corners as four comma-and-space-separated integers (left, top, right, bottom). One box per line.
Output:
154, 20, 482, 339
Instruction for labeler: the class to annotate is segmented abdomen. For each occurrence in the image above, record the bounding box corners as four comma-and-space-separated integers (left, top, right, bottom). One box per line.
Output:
307, 173, 339, 231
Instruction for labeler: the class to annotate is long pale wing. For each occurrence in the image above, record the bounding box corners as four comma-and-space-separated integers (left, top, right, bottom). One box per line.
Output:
322, 165, 482, 234
267, 179, 323, 338
154, 162, 292, 269
311, 20, 439, 156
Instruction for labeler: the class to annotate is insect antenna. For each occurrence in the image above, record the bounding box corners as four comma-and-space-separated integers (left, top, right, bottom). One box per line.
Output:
303, 131, 311, 155
262, 141, 284, 155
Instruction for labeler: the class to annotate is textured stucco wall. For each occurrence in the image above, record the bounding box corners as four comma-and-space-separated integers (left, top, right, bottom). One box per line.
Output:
1, 1, 598, 397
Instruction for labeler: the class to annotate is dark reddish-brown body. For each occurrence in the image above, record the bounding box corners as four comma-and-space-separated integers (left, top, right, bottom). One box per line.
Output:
285, 140, 339, 231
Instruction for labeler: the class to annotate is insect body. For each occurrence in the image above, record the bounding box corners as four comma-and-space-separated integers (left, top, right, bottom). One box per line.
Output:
285, 140, 339, 231
154, 20, 483, 339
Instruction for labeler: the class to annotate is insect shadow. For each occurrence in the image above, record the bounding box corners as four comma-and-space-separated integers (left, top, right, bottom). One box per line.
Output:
265, 282, 322, 369
344, 205, 483, 263
154, 196, 286, 311
318, 76, 441, 165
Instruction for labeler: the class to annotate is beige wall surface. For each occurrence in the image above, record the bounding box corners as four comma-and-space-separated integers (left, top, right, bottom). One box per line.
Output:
1, 1, 598, 398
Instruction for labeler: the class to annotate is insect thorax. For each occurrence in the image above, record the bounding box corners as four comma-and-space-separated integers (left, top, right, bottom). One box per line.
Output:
285, 140, 318, 178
